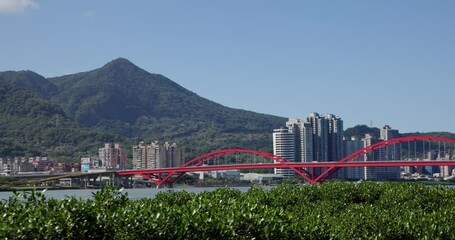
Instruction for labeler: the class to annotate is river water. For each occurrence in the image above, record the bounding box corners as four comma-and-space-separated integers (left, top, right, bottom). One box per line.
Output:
0, 186, 257, 201
2, 184, 452, 201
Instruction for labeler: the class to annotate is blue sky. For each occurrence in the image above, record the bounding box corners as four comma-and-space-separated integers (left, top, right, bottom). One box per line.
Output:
1, 1, 454, 133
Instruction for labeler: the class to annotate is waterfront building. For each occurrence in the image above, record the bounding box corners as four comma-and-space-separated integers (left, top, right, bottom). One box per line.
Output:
80, 157, 102, 172
132, 141, 183, 169
81, 157, 91, 172
0, 157, 32, 174
285, 113, 344, 164
378, 125, 400, 161
0, 157, 52, 174
326, 114, 344, 162
286, 119, 313, 163
421, 150, 451, 176
344, 136, 364, 179
440, 152, 454, 177
99, 143, 127, 169
286, 119, 303, 162
241, 173, 284, 182
274, 113, 344, 178
210, 170, 240, 179
273, 127, 296, 177
32, 157, 54, 172
300, 121, 314, 163
304, 113, 344, 177
403, 158, 419, 175
306, 113, 328, 162
326, 114, 344, 177
132, 142, 147, 169
363, 126, 401, 180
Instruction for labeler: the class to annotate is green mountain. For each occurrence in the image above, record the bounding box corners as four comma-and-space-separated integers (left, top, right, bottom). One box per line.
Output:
0, 80, 116, 161
48, 58, 286, 153
0, 58, 286, 160
0, 70, 58, 99
344, 125, 380, 139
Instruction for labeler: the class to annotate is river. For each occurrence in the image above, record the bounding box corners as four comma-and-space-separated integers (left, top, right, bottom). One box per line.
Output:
0, 186, 259, 201
2, 183, 451, 201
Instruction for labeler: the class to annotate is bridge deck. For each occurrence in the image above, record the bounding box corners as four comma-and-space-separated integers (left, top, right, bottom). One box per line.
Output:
117, 160, 455, 175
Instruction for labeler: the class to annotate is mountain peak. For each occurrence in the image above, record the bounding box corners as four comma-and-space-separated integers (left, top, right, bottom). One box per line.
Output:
110, 57, 133, 64
98, 57, 148, 77
103, 57, 136, 68
0, 70, 57, 99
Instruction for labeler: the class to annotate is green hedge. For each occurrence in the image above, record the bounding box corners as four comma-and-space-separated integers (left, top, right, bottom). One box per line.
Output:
1, 182, 455, 239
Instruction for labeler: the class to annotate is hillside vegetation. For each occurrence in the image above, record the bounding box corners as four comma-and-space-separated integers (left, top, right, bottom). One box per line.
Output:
0, 80, 116, 161
0, 58, 285, 160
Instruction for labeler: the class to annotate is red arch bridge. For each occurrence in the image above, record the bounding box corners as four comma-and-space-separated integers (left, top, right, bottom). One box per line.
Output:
118, 136, 455, 186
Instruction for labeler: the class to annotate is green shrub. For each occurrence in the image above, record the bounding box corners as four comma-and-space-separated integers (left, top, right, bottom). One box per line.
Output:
2, 182, 455, 239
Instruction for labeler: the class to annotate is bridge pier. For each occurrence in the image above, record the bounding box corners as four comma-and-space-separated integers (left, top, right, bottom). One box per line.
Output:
118, 175, 133, 188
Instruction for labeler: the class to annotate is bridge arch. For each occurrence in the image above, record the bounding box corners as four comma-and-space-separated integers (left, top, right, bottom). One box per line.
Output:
119, 136, 455, 186
160, 149, 313, 185
313, 136, 455, 184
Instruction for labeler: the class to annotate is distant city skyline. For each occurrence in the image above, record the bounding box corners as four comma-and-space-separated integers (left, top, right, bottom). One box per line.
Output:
1, 1, 454, 133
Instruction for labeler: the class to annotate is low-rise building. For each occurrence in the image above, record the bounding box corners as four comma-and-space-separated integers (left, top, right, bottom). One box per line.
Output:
0, 156, 53, 174
209, 170, 240, 179
241, 173, 284, 182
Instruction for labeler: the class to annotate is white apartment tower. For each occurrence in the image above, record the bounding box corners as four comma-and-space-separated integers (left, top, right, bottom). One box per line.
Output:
286, 119, 314, 163
273, 127, 296, 178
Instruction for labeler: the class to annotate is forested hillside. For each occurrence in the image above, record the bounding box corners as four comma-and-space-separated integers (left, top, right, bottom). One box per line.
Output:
0, 80, 116, 161
0, 58, 286, 160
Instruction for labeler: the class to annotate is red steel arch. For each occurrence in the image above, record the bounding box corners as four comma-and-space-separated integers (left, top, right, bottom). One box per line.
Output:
312, 136, 455, 184
119, 136, 455, 186
157, 149, 313, 186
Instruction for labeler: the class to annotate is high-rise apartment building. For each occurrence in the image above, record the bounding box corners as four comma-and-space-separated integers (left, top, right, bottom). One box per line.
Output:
344, 136, 364, 179
99, 143, 127, 169
379, 125, 401, 161
286, 119, 302, 162
363, 125, 401, 180
285, 119, 314, 163
132, 142, 147, 169
273, 113, 344, 178
326, 114, 344, 162
300, 121, 314, 163
380, 125, 399, 141
132, 141, 183, 169
273, 127, 296, 177
305, 113, 344, 163
306, 113, 328, 162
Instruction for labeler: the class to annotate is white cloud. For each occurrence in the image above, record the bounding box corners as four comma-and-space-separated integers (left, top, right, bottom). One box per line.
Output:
0, 0, 39, 14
